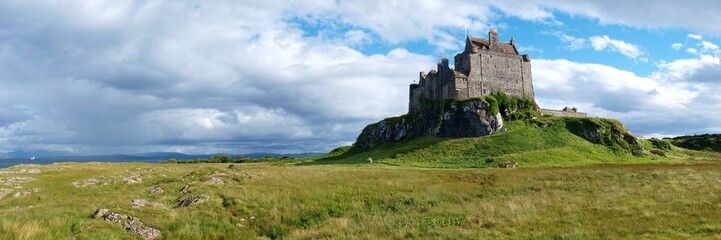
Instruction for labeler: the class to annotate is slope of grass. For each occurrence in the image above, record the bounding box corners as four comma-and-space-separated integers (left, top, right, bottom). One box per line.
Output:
2, 162, 721, 239
313, 117, 670, 168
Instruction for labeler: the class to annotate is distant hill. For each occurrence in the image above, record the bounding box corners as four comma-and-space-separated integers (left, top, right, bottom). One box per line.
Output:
241, 152, 324, 158
668, 134, 721, 152
0, 152, 324, 162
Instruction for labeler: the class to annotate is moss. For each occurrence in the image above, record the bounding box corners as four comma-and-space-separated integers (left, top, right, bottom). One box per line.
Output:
482, 95, 499, 115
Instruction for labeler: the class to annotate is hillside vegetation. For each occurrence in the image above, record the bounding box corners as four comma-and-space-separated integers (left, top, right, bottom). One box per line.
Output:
313, 116, 656, 168
669, 134, 721, 152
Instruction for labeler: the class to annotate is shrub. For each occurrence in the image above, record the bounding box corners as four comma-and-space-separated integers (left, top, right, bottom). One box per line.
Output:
670, 134, 721, 152
209, 154, 232, 163
649, 138, 672, 150
483, 95, 499, 115
650, 149, 666, 156
487, 91, 538, 120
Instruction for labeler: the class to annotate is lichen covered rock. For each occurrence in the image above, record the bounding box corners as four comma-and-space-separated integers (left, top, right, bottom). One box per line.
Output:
93, 208, 161, 240
148, 186, 164, 195
176, 194, 206, 208
355, 98, 503, 149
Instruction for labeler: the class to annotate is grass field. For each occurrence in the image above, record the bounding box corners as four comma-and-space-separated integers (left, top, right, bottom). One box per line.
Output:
2, 158, 721, 239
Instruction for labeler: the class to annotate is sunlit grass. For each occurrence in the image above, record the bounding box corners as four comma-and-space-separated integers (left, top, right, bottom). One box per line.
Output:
1, 161, 721, 239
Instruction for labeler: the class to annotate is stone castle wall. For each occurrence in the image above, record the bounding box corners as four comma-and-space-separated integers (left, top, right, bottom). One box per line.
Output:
521, 55, 533, 98
470, 50, 532, 98
409, 30, 534, 113
409, 57, 456, 112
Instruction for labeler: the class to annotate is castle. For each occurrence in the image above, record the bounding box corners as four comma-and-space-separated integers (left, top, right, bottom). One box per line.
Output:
409, 29, 533, 112
408, 29, 586, 117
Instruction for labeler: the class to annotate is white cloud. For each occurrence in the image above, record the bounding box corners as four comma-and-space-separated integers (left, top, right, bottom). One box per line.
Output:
654, 54, 720, 81
0, 0, 443, 155
560, 34, 587, 50
686, 48, 699, 55
552, 33, 646, 61
343, 29, 373, 46
516, 45, 544, 53
688, 33, 703, 40
139, 107, 312, 141
700, 41, 719, 51
671, 43, 683, 50
534, 57, 721, 136
589, 35, 644, 60
532, 2, 721, 38
3, 0, 721, 155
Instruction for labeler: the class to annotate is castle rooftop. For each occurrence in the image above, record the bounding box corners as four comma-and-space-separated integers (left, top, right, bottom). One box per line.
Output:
467, 37, 518, 55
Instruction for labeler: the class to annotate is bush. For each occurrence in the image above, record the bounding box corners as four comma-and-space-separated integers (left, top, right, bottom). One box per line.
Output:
649, 138, 672, 150
483, 95, 499, 115
487, 91, 538, 120
210, 155, 232, 163
670, 134, 721, 152
650, 149, 666, 156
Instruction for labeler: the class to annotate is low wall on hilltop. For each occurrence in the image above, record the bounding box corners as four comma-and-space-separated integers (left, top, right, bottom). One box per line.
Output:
539, 109, 587, 118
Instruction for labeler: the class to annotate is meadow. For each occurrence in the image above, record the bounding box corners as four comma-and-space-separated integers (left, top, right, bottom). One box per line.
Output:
2, 158, 721, 239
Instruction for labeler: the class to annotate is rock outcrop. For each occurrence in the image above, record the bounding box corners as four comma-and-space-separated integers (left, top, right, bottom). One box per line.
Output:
355, 99, 503, 149
0, 168, 41, 175
176, 194, 206, 208
179, 185, 190, 194
148, 186, 164, 195
131, 199, 166, 209
0, 188, 12, 199
94, 209, 161, 240
563, 117, 645, 156
72, 178, 100, 188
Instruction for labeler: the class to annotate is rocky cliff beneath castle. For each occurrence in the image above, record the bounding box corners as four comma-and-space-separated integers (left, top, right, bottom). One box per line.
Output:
355, 99, 503, 149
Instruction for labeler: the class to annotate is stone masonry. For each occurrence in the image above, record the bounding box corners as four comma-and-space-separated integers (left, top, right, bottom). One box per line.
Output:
409, 29, 534, 112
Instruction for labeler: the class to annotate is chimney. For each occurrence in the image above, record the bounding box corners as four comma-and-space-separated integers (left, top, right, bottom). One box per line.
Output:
510, 36, 515, 46
489, 28, 498, 48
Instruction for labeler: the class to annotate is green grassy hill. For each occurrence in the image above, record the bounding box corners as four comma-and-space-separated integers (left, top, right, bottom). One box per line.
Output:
311, 116, 677, 168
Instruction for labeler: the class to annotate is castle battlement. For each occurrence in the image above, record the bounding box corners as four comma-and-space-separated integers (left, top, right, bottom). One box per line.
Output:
409, 29, 534, 112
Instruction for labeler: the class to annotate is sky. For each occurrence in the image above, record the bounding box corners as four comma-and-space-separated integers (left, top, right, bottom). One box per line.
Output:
1, 1, 721, 156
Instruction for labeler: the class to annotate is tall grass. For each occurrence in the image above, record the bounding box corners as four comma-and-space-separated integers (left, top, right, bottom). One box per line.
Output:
2, 161, 721, 239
